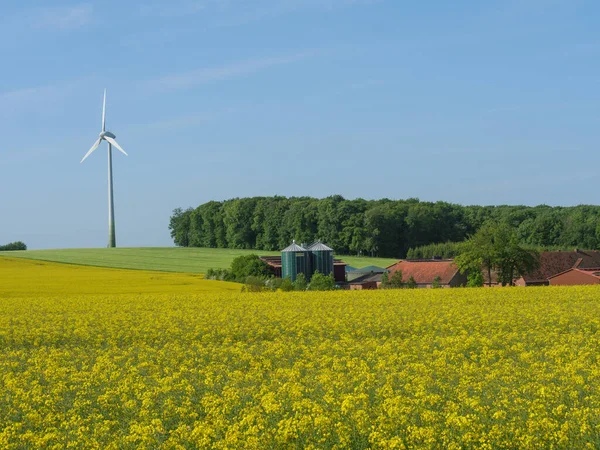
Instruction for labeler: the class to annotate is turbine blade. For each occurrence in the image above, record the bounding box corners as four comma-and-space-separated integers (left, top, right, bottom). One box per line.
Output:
105, 137, 128, 156
80, 138, 102, 163
102, 89, 106, 132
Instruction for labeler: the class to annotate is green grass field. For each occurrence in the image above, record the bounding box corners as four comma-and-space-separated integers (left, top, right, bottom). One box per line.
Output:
0, 247, 398, 274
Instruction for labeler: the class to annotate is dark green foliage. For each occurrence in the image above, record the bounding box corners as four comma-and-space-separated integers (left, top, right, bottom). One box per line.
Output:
407, 242, 461, 259
242, 276, 268, 292
467, 270, 485, 287
169, 208, 193, 247
265, 277, 284, 291
406, 275, 417, 289
294, 273, 307, 291
380, 272, 389, 289
455, 221, 539, 286
386, 271, 405, 289
280, 277, 294, 292
308, 272, 336, 291
229, 255, 269, 282
0, 241, 27, 251
170, 196, 600, 257
204, 268, 232, 281
432, 276, 442, 289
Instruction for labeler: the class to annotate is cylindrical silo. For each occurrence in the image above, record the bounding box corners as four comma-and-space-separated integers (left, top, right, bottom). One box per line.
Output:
281, 240, 311, 282
308, 241, 334, 277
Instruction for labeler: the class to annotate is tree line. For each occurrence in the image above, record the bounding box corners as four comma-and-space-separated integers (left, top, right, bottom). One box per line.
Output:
0, 241, 27, 251
169, 196, 600, 257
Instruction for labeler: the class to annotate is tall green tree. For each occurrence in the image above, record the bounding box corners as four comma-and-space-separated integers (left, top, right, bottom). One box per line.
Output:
493, 224, 539, 286
169, 207, 193, 247
455, 222, 498, 287
456, 222, 539, 286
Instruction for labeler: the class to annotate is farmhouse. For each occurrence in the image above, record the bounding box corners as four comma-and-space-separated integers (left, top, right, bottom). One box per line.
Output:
515, 249, 600, 286
386, 259, 467, 288
548, 268, 600, 285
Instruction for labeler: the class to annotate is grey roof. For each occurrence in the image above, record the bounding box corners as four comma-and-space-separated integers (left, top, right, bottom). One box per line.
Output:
308, 241, 333, 252
354, 265, 387, 273
281, 240, 308, 252
349, 273, 383, 284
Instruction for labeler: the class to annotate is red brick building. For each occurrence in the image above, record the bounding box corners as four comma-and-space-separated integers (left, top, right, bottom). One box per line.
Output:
386, 259, 467, 288
515, 250, 600, 286
548, 268, 600, 285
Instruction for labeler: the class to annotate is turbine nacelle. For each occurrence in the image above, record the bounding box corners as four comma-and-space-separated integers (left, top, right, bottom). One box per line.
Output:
80, 90, 128, 164
100, 131, 116, 140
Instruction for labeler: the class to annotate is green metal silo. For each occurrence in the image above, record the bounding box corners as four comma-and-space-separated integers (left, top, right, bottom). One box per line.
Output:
308, 241, 334, 277
281, 241, 311, 282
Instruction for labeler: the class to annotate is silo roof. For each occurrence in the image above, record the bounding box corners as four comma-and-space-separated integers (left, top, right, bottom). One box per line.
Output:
308, 242, 333, 251
281, 241, 308, 252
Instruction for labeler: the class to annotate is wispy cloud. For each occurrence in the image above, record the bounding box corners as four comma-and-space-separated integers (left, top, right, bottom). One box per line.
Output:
131, 108, 240, 131
0, 77, 97, 118
0, 3, 93, 36
125, 0, 381, 49
150, 51, 316, 90
0, 84, 64, 114
23, 3, 94, 31
139, 0, 380, 22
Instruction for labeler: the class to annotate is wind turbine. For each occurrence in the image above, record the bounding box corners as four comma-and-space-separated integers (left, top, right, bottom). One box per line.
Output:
80, 89, 128, 248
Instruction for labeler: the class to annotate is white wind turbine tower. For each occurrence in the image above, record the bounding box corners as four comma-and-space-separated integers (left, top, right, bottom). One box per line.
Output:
80, 89, 128, 248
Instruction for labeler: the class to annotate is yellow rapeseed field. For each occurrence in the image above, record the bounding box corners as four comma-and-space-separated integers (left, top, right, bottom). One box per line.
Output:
0, 257, 240, 297
1, 259, 600, 448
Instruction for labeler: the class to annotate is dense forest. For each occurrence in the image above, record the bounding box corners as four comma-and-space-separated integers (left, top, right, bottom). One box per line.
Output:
169, 196, 600, 258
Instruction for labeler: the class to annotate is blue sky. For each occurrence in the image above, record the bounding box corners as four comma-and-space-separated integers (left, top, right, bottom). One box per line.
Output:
1, 0, 599, 249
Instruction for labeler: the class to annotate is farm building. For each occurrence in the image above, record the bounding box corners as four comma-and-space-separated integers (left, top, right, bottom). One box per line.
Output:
281, 241, 312, 282
260, 256, 347, 283
260, 241, 346, 283
386, 259, 467, 288
548, 268, 600, 285
346, 265, 388, 282
346, 273, 383, 290
515, 249, 600, 286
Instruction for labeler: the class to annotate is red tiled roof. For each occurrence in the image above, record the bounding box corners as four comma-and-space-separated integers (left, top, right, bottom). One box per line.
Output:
388, 260, 459, 285
523, 250, 600, 283
548, 267, 600, 280
260, 256, 282, 268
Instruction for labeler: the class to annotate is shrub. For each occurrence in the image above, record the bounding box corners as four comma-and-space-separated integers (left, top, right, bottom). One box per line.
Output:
265, 277, 283, 291
204, 268, 232, 281
308, 272, 336, 291
242, 276, 267, 292
229, 255, 269, 282
385, 271, 404, 289
294, 273, 307, 291
280, 278, 294, 292
380, 272, 389, 289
